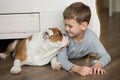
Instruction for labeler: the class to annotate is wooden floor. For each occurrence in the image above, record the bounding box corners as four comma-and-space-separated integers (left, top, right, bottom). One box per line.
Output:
0, 1, 120, 80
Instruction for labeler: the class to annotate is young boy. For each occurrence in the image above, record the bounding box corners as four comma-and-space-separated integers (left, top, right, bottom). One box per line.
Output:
56, 2, 111, 76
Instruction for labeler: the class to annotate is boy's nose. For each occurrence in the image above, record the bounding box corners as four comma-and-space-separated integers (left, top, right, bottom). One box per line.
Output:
65, 26, 69, 31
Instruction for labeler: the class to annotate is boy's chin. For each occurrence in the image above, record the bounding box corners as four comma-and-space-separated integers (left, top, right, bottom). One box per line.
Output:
68, 34, 79, 38
67, 33, 77, 38
68, 34, 74, 38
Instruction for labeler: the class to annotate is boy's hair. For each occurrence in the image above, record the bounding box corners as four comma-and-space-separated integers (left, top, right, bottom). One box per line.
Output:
63, 2, 91, 25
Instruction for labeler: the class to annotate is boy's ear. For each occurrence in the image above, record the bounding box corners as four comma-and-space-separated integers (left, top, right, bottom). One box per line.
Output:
81, 21, 88, 30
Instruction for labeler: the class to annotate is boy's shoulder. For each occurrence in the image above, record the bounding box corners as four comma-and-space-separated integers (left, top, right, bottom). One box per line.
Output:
85, 28, 98, 40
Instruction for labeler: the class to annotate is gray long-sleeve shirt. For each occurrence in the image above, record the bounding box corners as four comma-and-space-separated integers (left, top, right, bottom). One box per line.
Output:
57, 28, 111, 71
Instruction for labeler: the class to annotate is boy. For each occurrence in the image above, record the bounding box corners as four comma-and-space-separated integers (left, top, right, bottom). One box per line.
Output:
56, 2, 111, 76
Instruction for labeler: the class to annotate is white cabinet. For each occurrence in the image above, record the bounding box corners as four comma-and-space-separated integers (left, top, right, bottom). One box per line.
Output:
0, 12, 40, 39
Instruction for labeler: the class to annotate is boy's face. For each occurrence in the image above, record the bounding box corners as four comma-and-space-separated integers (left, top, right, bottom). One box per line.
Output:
64, 19, 87, 38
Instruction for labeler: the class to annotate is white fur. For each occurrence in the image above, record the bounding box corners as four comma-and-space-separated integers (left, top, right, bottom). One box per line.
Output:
10, 30, 69, 74
0, 53, 7, 59
46, 29, 53, 36
23, 33, 69, 66
0, 40, 18, 59
11, 40, 18, 51
51, 57, 61, 69
11, 40, 18, 57
10, 59, 22, 74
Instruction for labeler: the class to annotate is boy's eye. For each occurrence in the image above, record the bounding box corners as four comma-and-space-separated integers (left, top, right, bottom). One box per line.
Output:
69, 25, 73, 28
65, 24, 73, 28
64, 24, 67, 26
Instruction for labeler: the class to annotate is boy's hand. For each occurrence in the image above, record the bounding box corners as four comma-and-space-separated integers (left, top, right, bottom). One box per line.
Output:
91, 62, 106, 75
71, 65, 92, 76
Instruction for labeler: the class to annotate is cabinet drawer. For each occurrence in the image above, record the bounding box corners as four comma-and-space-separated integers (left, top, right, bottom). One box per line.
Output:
0, 12, 40, 34
0, 12, 40, 39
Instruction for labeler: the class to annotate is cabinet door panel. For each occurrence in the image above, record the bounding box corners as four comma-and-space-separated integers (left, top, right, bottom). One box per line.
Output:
0, 12, 40, 34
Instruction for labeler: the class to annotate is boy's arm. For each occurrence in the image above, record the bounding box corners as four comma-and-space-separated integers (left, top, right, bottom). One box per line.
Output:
71, 65, 92, 76
57, 47, 74, 71
91, 39, 111, 68
88, 33, 111, 68
89, 35, 111, 75
57, 47, 93, 76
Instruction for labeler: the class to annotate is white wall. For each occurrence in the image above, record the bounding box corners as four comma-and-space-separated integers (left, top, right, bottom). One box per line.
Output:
0, 0, 87, 13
